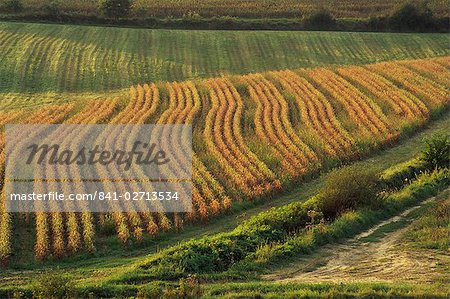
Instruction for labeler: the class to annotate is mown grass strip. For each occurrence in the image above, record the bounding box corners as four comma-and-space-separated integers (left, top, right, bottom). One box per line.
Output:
0, 21, 449, 93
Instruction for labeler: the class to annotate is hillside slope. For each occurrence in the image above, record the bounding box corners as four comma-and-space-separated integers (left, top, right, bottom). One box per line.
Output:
0, 111, 447, 294
0, 22, 449, 93
0, 56, 449, 264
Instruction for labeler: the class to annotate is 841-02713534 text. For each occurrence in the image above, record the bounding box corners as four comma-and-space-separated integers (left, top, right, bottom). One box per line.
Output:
9, 191, 180, 202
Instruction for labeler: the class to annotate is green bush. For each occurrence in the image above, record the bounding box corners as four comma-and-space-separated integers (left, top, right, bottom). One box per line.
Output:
2, 0, 23, 13
317, 165, 381, 219
421, 133, 450, 169
304, 9, 336, 30
32, 271, 76, 299
98, 0, 133, 18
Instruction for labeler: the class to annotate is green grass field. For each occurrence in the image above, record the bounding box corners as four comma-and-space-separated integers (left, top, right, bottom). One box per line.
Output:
1, 22, 449, 95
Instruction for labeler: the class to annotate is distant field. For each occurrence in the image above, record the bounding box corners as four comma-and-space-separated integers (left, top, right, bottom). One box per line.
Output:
1, 0, 448, 18
0, 22, 449, 94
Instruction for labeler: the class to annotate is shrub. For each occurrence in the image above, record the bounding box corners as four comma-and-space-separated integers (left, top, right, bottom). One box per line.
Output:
32, 271, 76, 299
304, 9, 336, 30
98, 0, 133, 18
421, 133, 450, 169
2, 0, 23, 13
247, 168, 449, 267
317, 165, 381, 219
388, 2, 435, 31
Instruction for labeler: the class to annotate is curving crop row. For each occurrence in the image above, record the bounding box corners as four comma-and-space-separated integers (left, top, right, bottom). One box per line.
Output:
157, 81, 231, 221
98, 85, 161, 242
33, 100, 120, 259
337, 66, 429, 122
12, 105, 75, 260
368, 62, 450, 108
243, 74, 318, 176
0, 110, 26, 175
398, 59, 450, 88
204, 78, 278, 196
0, 104, 74, 184
307, 68, 391, 140
59, 99, 119, 255
2, 56, 450, 261
271, 70, 354, 157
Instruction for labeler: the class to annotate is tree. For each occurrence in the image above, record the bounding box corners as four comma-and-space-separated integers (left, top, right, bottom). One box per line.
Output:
99, 0, 133, 19
304, 9, 336, 30
388, 2, 435, 31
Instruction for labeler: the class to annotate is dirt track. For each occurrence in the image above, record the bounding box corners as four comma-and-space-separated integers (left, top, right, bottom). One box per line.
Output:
265, 193, 450, 284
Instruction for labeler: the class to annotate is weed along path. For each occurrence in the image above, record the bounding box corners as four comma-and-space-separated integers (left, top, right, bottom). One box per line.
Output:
265, 189, 450, 284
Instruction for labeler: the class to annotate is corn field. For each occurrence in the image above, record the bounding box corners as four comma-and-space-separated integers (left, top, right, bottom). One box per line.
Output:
0, 56, 449, 262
